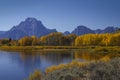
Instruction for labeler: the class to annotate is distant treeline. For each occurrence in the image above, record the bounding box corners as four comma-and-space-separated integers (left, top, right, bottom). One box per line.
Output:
0, 31, 120, 46
0, 32, 77, 46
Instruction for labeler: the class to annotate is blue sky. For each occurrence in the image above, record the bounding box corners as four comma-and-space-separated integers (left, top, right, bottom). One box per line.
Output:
0, 0, 120, 32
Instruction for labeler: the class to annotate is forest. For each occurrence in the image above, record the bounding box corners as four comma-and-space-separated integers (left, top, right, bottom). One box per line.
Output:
0, 31, 120, 46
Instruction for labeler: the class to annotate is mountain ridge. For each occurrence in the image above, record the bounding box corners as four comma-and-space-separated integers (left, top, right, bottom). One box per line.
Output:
0, 17, 118, 39
70, 26, 117, 35
0, 18, 57, 39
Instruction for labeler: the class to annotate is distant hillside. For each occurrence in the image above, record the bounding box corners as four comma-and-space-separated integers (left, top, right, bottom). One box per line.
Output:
0, 18, 57, 39
101, 26, 116, 33
63, 31, 70, 35
0, 31, 6, 35
70, 26, 117, 35
0, 17, 118, 39
71, 25, 95, 35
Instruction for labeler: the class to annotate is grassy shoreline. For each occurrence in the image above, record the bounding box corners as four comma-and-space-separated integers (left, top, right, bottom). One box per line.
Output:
0, 46, 80, 51
0, 46, 120, 52
28, 58, 120, 80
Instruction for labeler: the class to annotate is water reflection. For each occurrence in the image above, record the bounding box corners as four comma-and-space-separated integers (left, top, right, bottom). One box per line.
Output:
74, 50, 120, 61
0, 50, 119, 80
18, 51, 73, 73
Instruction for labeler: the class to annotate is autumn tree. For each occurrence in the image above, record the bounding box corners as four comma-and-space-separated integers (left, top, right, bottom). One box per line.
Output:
31, 36, 38, 46
0, 38, 10, 45
18, 36, 33, 46
109, 33, 120, 46
66, 34, 77, 46
39, 32, 63, 46
39, 36, 48, 45
75, 33, 118, 46
39, 32, 77, 46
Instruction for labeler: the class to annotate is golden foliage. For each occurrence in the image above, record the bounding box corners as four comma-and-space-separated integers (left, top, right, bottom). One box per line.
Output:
29, 70, 42, 80
100, 55, 110, 62
75, 33, 120, 46
45, 61, 88, 74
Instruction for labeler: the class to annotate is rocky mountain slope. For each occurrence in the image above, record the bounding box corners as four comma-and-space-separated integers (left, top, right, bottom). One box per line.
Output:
0, 18, 57, 39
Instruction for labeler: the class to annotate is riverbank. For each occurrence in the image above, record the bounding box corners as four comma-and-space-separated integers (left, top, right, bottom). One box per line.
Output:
0, 46, 120, 52
0, 46, 80, 52
28, 58, 120, 80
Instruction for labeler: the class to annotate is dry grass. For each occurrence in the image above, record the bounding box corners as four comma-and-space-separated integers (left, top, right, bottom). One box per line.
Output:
27, 58, 120, 80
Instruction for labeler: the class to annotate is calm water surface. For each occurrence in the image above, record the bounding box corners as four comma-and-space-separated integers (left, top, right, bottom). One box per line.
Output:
0, 50, 118, 80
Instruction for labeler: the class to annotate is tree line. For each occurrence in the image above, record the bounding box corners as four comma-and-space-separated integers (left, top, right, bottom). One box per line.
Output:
0, 32, 77, 46
75, 33, 120, 46
0, 32, 120, 46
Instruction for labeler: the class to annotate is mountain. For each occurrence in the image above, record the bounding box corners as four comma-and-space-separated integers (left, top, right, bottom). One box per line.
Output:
101, 26, 116, 33
0, 18, 118, 39
0, 31, 6, 35
71, 25, 95, 35
95, 26, 117, 34
0, 18, 57, 39
94, 29, 102, 34
71, 26, 117, 35
63, 31, 70, 35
